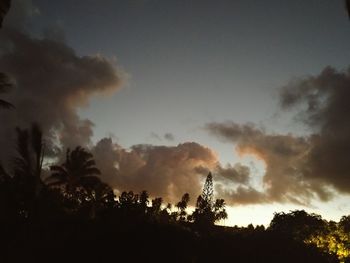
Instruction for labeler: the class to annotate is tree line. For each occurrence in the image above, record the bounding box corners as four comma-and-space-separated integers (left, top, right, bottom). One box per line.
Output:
0, 123, 349, 263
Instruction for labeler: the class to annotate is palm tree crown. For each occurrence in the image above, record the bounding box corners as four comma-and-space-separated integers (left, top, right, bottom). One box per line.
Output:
48, 146, 101, 193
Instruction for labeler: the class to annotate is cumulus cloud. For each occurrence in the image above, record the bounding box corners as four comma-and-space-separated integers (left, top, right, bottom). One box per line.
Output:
280, 66, 350, 194
93, 140, 218, 203
0, 26, 123, 160
92, 138, 252, 204
206, 122, 330, 205
206, 66, 350, 205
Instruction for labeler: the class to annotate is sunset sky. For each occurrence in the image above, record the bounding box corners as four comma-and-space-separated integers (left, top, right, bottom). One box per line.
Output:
1, 0, 350, 226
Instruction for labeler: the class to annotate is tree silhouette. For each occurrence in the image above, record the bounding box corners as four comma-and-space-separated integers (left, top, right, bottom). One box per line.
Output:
340, 215, 350, 232
0, 123, 47, 219
176, 193, 190, 222
202, 172, 213, 206
191, 172, 227, 228
117, 191, 141, 217
47, 146, 101, 196
12, 123, 45, 195
0, 1, 14, 110
269, 210, 327, 241
139, 190, 149, 213
0, 0, 10, 28
83, 180, 115, 219
0, 73, 14, 109
148, 197, 162, 215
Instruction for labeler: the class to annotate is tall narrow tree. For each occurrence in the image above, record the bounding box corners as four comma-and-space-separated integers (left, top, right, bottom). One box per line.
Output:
191, 172, 227, 228
202, 172, 213, 207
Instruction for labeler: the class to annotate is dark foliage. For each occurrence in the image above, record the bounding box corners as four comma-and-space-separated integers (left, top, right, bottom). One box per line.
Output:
0, 132, 345, 262
190, 173, 228, 228
0, 0, 10, 28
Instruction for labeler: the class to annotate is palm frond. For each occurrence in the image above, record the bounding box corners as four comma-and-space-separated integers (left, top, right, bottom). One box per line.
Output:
0, 99, 14, 109
0, 73, 14, 109
50, 165, 67, 173
0, 72, 12, 92
82, 167, 101, 176
82, 159, 96, 168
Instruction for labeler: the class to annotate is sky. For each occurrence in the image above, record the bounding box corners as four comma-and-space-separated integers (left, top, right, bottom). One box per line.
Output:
1, 0, 350, 226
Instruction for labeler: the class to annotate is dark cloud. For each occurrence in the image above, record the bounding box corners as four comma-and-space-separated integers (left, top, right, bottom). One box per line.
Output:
164, 132, 175, 141
0, 27, 123, 159
280, 66, 350, 194
2, 0, 39, 30
215, 163, 250, 185
206, 122, 333, 205
150, 132, 162, 141
149, 132, 175, 142
217, 185, 267, 205
206, 66, 350, 205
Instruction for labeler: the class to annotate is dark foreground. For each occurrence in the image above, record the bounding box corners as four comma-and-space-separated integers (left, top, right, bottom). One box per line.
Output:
0, 216, 338, 263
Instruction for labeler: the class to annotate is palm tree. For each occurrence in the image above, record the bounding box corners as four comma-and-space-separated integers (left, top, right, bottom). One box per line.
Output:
5, 123, 46, 219
0, 2, 14, 110
0, 73, 14, 109
47, 146, 101, 195
13, 123, 45, 195
0, 0, 11, 28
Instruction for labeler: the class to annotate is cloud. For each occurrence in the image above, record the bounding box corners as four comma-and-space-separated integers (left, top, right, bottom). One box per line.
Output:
217, 185, 267, 205
149, 132, 175, 142
206, 121, 334, 205
0, 26, 123, 159
215, 163, 250, 185
280, 66, 350, 194
2, 0, 39, 30
164, 132, 175, 141
92, 138, 252, 204
206, 66, 350, 205
150, 132, 162, 141
93, 140, 218, 203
